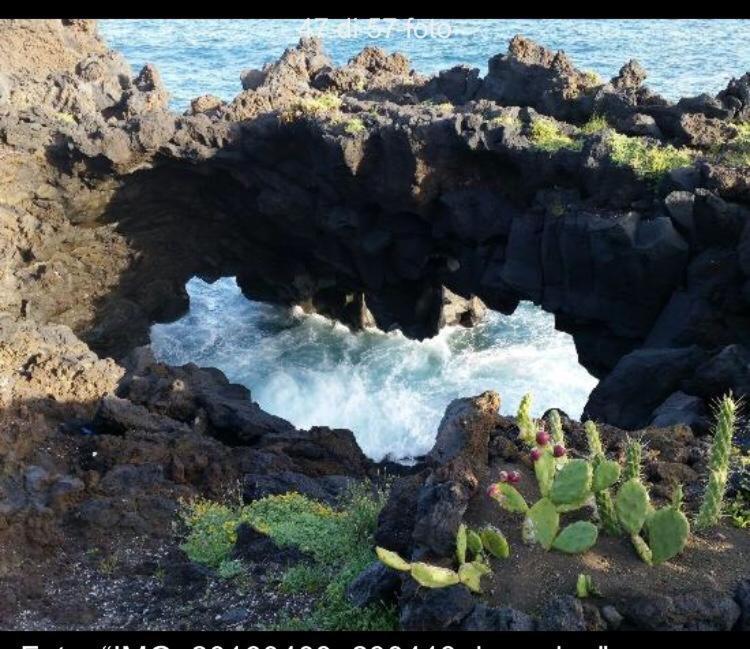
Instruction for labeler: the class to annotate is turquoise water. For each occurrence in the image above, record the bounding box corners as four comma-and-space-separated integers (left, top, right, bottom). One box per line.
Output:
151, 278, 596, 461
99, 19, 750, 111
108, 19, 746, 459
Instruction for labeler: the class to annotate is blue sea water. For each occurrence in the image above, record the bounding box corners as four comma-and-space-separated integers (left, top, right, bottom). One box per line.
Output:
101, 19, 748, 460
99, 19, 750, 112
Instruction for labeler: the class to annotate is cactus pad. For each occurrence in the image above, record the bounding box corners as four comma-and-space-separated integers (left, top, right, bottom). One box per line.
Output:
491, 482, 529, 513
481, 525, 510, 559
410, 563, 460, 588
550, 459, 592, 505
458, 561, 491, 593
615, 479, 650, 535
524, 497, 559, 550
593, 459, 621, 492
576, 573, 597, 598
630, 534, 653, 565
467, 529, 483, 557
534, 450, 556, 497
648, 506, 689, 564
456, 523, 467, 564
552, 521, 598, 554
375, 546, 411, 571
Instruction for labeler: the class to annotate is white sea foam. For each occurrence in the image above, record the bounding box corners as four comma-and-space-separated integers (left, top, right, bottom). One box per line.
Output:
150, 277, 597, 461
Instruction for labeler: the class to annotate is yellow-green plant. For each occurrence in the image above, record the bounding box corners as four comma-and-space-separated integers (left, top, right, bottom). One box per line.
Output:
585, 420, 621, 535
344, 118, 366, 135
530, 117, 582, 152
579, 114, 609, 135
608, 132, 695, 180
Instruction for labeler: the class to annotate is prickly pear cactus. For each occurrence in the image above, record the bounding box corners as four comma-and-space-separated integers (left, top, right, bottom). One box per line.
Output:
517, 393, 536, 445
584, 420, 604, 457
410, 563, 460, 588
552, 521, 599, 554
458, 561, 491, 593
630, 534, 653, 565
696, 394, 737, 530
648, 506, 690, 564
456, 523, 468, 564
550, 459, 592, 505
523, 497, 559, 550
593, 459, 621, 492
624, 437, 644, 482
467, 529, 483, 557
549, 409, 565, 446
576, 573, 598, 598
375, 546, 411, 571
481, 526, 510, 559
534, 449, 556, 497
490, 482, 529, 513
615, 478, 650, 535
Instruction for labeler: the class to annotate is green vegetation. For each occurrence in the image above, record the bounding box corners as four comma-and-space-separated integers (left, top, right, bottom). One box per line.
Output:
696, 395, 738, 530
530, 117, 582, 152
582, 70, 603, 87
579, 114, 609, 135
280, 92, 343, 123
607, 131, 695, 180
179, 483, 397, 631
344, 118, 366, 136
720, 122, 750, 167
489, 113, 522, 129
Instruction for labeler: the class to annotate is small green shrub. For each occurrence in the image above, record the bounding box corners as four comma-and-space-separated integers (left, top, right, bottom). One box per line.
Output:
721, 122, 750, 167
531, 118, 582, 152
217, 558, 244, 580
280, 92, 343, 123
344, 118, 366, 136
608, 132, 695, 180
490, 113, 522, 129
180, 483, 396, 631
280, 563, 329, 593
579, 114, 609, 135
582, 70, 603, 87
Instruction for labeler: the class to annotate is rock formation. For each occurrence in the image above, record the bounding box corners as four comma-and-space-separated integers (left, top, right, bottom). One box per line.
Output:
1, 19, 750, 630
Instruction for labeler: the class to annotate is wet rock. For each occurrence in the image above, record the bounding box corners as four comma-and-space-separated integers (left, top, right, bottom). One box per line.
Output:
461, 604, 535, 631
346, 561, 400, 608
242, 471, 334, 503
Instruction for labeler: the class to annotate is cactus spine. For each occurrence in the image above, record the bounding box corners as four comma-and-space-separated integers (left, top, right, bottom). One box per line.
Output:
585, 420, 620, 535
695, 394, 738, 530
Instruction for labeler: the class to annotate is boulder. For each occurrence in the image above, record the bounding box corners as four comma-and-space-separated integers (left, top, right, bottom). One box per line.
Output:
346, 561, 400, 608
624, 591, 741, 631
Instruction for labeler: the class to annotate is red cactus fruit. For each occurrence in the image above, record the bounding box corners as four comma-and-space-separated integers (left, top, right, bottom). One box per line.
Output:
508, 470, 521, 484
553, 444, 567, 458
530, 448, 542, 462
536, 430, 551, 446
498, 470, 509, 483
486, 483, 500, 498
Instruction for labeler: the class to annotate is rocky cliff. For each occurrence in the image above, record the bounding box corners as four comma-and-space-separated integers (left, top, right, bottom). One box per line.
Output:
1, 19, 750, 631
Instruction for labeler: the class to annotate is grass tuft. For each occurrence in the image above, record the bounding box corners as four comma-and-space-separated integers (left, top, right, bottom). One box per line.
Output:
530, 117, 582, 152
607, 132, 695, 180
720, 122, 750, 168
344, 118, 366, 136
280, 92, 343, 123
579, 114, 609, 135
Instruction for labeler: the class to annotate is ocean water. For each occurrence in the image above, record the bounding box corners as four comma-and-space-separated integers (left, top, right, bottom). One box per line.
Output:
104, 19, 746, 460
150, 278, 597, 461
99, 19, 750, 112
